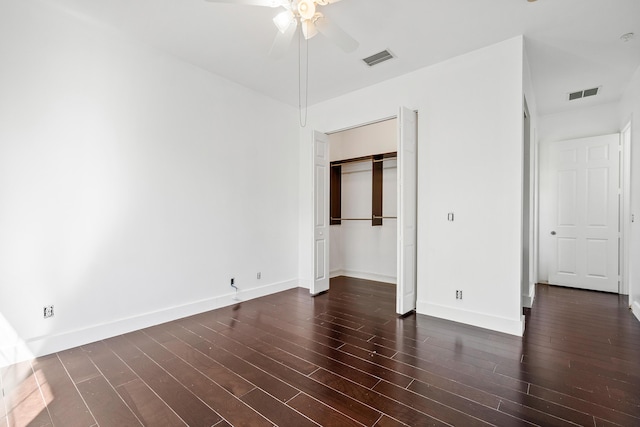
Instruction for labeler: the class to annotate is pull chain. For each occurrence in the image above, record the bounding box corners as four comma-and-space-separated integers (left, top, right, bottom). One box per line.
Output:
298, 25, 309, 127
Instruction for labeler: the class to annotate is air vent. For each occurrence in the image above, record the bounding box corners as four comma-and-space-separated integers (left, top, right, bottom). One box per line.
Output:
363, 50, 394, 67
583, 87, 599, 97
569, 91, 583, 100
568, 87, 600, 101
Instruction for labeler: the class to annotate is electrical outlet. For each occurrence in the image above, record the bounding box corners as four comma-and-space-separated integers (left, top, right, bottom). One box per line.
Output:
230, 277, 235, 286
257, 272, 261, 279
455, 290, 463, 300
43, 305, 54, 318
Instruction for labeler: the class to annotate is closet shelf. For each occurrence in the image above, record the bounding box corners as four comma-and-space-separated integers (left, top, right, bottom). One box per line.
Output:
330, 152, 397, 167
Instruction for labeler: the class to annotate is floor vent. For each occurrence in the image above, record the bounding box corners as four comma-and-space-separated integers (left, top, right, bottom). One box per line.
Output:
568, 87, 600, 101
363, 50, 394, 67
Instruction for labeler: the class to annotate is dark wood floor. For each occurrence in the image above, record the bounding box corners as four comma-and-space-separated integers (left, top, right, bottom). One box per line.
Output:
2, 278, 640, 426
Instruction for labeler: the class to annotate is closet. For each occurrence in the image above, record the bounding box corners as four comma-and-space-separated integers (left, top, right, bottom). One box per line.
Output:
328, 118, 398, 285
331, 152, 397, 226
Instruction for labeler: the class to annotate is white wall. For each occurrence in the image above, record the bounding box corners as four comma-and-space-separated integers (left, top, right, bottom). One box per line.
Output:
329, 119, 398, 283
329, 119, 397, 161
0, 0, 300, 367
619, 65, 640, 320
300, 36, 526, 335
538, 102, 620, 144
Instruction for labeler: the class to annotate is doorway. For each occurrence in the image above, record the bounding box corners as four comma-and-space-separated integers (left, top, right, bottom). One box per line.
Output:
311, 108, 418, 315
540, 134, 621, 293
328, 118, 398, 285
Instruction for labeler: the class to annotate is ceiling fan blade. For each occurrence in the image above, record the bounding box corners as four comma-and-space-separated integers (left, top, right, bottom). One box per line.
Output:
315, 16, 359, 53
205, 0, 285, 7
269, 24, 297, 58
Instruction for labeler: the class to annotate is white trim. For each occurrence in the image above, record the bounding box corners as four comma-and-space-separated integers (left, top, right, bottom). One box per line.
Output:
633, 301, 640, 323
298, 278, 312, 289
326, 116, 397, 136
330, 269, 396, 285
0, 279, 299, 368
522, 286, 536, 309
532, 127, 540, 299
621, 122, 632, 295
417, 301, 525, 336
0, 341, 34, 369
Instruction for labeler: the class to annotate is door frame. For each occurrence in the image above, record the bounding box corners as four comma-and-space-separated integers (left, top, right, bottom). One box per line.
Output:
311, 109, 418, 313
621, 121, 632, 297
521, 99, 533, 308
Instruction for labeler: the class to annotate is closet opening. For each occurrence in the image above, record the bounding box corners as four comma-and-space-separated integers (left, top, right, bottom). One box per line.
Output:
328, 118, 398, 286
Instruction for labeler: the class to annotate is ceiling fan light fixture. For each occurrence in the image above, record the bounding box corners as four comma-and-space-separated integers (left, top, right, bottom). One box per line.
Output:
302, 20, 318, 39
273, 10, 296, 33
297, 0, 316, 21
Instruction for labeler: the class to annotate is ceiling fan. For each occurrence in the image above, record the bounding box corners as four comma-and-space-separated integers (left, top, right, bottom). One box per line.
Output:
205, 0, 359, 57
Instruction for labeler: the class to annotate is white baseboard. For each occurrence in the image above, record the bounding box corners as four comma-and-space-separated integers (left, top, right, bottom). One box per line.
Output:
330, 269, 396, 285
329, 270, 342, 279
522, 286, 536, 309
298, 278, 312, 289
0, 279, 299, 368
417, 301, 525, 336
633, 300, 640, 323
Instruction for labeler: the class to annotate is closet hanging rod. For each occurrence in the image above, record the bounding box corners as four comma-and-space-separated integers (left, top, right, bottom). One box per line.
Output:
331, 157, 397, 166
373, 216, 398, 219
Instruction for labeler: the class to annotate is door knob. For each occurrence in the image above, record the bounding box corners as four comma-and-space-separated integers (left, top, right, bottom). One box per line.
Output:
550, 231, 556, 236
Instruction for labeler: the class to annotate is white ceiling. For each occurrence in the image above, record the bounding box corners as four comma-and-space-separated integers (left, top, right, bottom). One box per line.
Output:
43, 0, 640, 117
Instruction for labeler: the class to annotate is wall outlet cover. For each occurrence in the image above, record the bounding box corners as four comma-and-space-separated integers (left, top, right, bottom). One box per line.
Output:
44, 305, 54, 318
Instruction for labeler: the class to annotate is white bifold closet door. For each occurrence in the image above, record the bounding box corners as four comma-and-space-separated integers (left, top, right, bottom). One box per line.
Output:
396, 107, 417, 315
312, 130, 330, 295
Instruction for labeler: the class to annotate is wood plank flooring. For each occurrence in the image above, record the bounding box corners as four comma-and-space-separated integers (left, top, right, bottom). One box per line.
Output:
2, 277, 640, 426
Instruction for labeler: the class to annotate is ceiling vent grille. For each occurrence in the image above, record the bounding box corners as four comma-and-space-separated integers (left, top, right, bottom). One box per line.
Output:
568, 87, 600, 101
363, 50, 394, 67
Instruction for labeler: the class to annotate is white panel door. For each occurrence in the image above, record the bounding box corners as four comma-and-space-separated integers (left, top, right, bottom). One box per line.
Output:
311, 131, 330, 295
397, 107, 417, 314
549, 134, 620, 292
